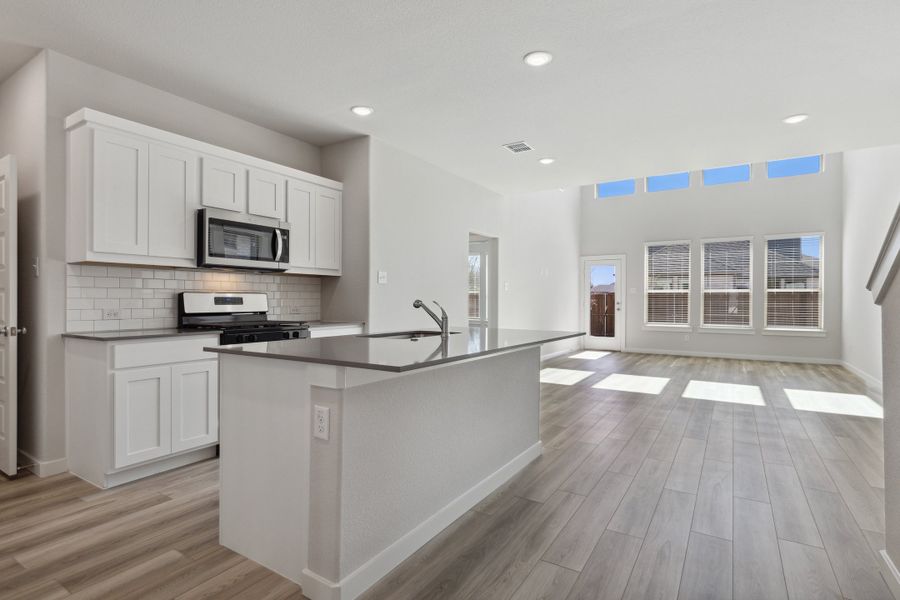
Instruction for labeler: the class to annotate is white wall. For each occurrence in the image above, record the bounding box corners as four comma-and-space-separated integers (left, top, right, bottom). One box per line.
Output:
321, 136, 370, 324
841, 146, 900, 393
580, 156, 844, 362
0, 51, 47, 464
500, 188, 582, 356
3, 50, 324, 469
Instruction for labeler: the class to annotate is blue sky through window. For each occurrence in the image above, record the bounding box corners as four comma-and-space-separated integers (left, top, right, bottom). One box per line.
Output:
591, 265, 616, 286
702, 164, 751, 186
647, 172, 690, 192
767, 155, 822, 178
597, 179, 636, 198
801, 235, 821, 258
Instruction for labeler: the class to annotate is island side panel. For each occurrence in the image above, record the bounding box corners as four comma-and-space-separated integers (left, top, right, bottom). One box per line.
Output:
335, 346, 542, 590
218, 353, 311, 584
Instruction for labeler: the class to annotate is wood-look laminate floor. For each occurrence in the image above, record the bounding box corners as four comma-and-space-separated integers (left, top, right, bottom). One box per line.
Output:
0, 352, 890, 600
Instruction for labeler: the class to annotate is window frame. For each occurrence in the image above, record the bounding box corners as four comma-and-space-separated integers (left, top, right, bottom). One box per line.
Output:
700, 236, 754, 331
644, 240, 692, 329
763, 232, 825, 334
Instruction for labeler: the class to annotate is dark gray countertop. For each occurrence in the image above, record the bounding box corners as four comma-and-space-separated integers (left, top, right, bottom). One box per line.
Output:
205, 326, 584, 372
62, 328, 223, 341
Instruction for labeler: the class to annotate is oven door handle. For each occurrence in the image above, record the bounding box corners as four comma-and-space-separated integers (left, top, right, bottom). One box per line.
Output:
274, 229, 284, 262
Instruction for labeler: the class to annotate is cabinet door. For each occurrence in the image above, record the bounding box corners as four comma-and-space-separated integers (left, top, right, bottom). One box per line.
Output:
114, 366, 172, 468
315, 188, 341, 270
286, 179, 315, 268
248, 169, 286, 219
92, 130, 149, 255
148, 144, 199, 259
171, 361, 218, 453
201, 156, 246, 213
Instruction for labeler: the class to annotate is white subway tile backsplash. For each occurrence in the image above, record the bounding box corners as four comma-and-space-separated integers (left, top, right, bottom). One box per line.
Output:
66, 264, 322, 332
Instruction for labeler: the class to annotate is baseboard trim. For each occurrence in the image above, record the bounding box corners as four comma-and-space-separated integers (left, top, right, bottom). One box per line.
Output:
300, 440, 543, 600
541, 349, 572, 361
841, 360, 884, 402
17, 450, 68, 478
879, 550, 900, 599
624, 346, 843, 366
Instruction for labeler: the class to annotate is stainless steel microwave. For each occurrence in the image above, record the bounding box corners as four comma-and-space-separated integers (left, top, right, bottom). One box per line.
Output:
197, 208, 290, 271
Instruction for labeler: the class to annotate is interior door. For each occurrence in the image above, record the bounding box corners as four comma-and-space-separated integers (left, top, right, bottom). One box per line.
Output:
0, 155, 18, 476
583, 257, 624, 351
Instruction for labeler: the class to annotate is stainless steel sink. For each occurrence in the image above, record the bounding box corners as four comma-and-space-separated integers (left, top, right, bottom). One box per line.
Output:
359, 330, 461, 340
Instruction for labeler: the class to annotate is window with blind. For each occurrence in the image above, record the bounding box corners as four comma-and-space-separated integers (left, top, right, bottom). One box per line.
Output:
765, 235, 823, 330
645, 242, 691, 325
702, 239, 752, 327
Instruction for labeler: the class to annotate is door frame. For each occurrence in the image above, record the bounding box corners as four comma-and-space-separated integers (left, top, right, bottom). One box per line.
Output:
580, 254, 626, 351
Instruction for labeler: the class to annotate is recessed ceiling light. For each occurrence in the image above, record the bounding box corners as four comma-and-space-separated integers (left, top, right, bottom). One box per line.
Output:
782, 113, 809, 124
351, 105, 374, 117
539, 157, 555, 165
523, 51, 553, 67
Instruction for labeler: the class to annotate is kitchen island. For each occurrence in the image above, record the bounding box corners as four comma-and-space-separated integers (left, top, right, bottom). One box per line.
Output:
206, 326, 582, 600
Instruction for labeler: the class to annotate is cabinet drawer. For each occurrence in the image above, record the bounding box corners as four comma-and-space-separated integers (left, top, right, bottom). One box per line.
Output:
112, 336, 219, 369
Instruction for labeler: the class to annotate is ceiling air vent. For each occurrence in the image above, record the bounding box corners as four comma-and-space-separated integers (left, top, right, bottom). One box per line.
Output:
502, 141, 533, 154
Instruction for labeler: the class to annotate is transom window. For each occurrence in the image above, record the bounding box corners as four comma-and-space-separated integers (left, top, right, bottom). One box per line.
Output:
702, 238, 752, 328
765, 234, 823, 330
645, 242, 691, 326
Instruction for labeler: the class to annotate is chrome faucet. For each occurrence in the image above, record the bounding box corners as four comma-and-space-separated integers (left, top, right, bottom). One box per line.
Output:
413, 299, 449, 339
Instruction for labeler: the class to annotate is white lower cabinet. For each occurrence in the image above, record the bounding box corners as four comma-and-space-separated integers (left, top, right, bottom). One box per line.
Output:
114, 366, 173, 468
66, 335, 220, 488
171, 361, 219, 453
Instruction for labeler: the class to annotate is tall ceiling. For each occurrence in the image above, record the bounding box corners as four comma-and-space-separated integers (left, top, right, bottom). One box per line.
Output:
1, 0, 899, 194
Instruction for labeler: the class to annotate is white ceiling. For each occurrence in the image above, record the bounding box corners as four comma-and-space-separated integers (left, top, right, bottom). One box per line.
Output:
1, 0, 899, 195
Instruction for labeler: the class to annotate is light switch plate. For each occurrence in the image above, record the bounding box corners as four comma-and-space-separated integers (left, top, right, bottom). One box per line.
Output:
377, 270, 388, 284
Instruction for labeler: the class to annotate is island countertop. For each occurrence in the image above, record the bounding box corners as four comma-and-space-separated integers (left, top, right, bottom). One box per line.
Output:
205, 326, 583, 372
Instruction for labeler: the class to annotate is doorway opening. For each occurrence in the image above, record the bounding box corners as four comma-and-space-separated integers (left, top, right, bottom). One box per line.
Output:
582, 256, 626, 351
469, 234, 498, 328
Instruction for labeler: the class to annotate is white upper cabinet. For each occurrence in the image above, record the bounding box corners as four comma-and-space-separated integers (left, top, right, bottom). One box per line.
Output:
92, 130, 149, 255
287, 179, 315, 268
315, 188, 342, 271
201, 156, 247, 213
248, 169, 286, 220
66, 109, 342, 273
149, 144, 199, 259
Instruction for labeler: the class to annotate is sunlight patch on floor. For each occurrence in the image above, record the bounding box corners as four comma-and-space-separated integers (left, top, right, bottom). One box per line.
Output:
569, 351, 610, 360
540, 368, 595, 385
682, 380, 765, 406
785, 388, 883, 419
593, 373, 670, 395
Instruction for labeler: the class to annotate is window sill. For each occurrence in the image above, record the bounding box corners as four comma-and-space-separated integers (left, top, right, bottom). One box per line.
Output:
643, 324, 693, 332
761, 328, 827, 338
697, 326, 755, 335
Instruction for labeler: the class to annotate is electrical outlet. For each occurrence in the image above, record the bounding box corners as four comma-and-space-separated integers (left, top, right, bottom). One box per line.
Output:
683, 334, 691, 342
313, 405, 330, 441
102, 308, 121, 320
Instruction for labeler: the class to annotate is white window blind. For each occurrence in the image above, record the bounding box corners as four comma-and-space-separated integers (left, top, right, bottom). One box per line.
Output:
765, 235, 823, 330
702, 239, 751, 327
645, 242, 690, 325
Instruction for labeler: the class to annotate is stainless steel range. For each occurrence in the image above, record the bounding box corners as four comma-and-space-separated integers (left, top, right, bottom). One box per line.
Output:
177, 291, 309, 344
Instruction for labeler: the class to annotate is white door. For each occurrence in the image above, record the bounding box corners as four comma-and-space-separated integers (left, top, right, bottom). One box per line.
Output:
314, 188, 341, 270
582, 257, 625, 351
92, 130, 149, 255
0, 156, 18, 476
171, 361, 218, 452
286, 179, 315, 268
114, 366, 172, 468
148, 143, 199, 259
